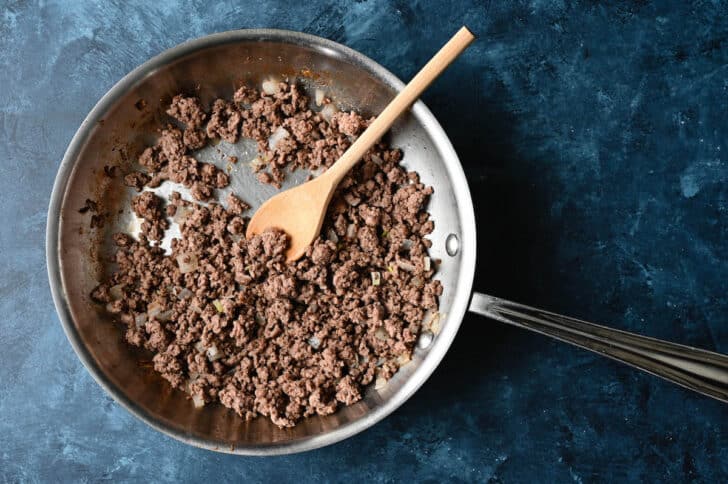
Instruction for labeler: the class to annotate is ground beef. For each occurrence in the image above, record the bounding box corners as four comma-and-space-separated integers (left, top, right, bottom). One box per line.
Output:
94, 82, 439, 428
130, 191, 168, 241
166, 95, 207, 128
130, 191, 163, 221
159, 127, 186, 163
138, 146, 165, 172
124, 171, 150, 191
207, 99, 242, 143
134, 121, 227, 202
183, 128, 207, 151
226, 193, 250, 215
331, 112, 365, 137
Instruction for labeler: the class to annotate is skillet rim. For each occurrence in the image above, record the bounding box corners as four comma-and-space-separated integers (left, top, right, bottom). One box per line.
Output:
46, 28, 477, 455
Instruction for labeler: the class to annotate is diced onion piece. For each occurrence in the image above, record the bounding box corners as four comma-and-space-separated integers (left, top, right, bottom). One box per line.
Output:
370, 154, 383, 165
371, 271, 381, 286
346, 223, 357, 239
249, 156, 266, 171
147, 301, 164, 319
176, 287, 193, 300
261, 78, 279, 95
192, 393, 205, 408
327, 228, 339, 243
314, 89, 325, 106
374, 327, 387, 341
109, 284, 124, 300
134, 313, 147, 328
206, 344, 223, 361
194, 341, 206, 353
308, 336, 321, 349
423, 256, 431, 271
344, 194, 360, 206
396, 353, 411, 367
422, 310, 435, 327
400, 239, 413, 251
212, 300, 224, 313
176, 252, 198, 274
126, 216, 142, 237
423, 311, 442, 333
147, 301, 171, 321
375, 376, 387, 390
320, 103, 338, 122
268, 126, 290, 150
173, 205, 192, 224
188, 372, 200, 382
430, 312, 442, 334
396, 260, 416, 273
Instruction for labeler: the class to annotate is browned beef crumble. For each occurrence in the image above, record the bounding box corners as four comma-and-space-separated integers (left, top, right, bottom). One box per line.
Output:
81, 197, 108, 229
103, 165, 118, 178
79, 198, 98, 214
124, 171, 150, 191
93, 82, 441, 428
130, 191, 168, 242
207, 99, 242, 144
166, 94, 207, 129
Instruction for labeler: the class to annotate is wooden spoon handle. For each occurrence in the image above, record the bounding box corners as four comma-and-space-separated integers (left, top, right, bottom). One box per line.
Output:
323, 26, 475, 185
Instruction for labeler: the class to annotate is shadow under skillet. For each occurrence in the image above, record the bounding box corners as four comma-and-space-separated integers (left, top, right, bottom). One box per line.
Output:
390, 60, 562, 415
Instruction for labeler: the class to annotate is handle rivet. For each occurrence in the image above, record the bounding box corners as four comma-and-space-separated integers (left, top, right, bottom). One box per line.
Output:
418, 331, 434, 349
445, 233, 459, 256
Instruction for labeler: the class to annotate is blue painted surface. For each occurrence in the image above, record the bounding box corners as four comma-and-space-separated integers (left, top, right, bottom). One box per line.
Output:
1, 0, 727, 482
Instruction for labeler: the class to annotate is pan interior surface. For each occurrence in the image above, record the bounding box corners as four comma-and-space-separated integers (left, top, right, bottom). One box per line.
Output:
48, 30, 476, 454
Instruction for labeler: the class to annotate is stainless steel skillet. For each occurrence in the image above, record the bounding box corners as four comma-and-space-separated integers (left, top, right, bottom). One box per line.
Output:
47, 29, 728, 456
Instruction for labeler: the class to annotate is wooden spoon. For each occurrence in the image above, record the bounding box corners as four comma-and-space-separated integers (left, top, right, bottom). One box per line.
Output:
246, 26, 475, 261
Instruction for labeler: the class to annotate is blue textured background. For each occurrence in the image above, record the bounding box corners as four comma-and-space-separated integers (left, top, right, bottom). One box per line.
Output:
2, 0, 727, 482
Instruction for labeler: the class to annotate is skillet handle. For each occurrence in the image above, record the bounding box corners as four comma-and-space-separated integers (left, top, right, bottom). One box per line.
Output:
468, 292, 728, 403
